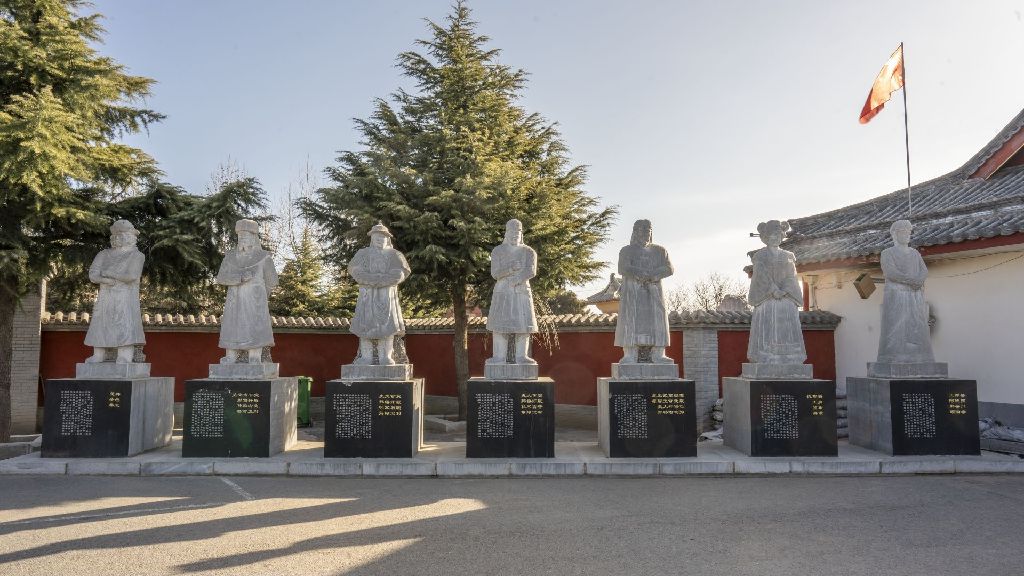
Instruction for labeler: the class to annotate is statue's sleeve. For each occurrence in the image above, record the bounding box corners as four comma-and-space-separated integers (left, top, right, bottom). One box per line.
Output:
263, 255, 279, 290
119, 251, 145, 283
394, 251, 411, 284
490, 247, 506, 280
747, 251, 770, 306
654, 246, 673, 280
516, 247, 537, 284
347, 251, 367, 284
782, 252, 803, 305
88, 252, 105, 284
617, 247, 637, 278
216, 253, 241, 286
881, 248, 917, 285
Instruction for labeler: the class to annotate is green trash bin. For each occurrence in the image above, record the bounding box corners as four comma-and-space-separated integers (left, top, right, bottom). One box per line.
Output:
296, 376, 312, 427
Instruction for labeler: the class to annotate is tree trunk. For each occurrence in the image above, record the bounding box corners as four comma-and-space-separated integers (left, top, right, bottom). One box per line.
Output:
451, 283, 470, 421
0, 276, 16, 443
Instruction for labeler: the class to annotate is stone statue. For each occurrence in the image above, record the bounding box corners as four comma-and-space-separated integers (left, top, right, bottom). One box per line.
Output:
486, 219, 539, 366
84, 220, 146, 364
615, 219, 674, 364
746, 220, 806, 365
348, 222, 411, 366
216, 219, 278, 364
869, 220, 945, 378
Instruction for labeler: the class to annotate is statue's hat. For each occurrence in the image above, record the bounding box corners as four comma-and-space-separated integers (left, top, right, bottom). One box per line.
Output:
367, 222, 394, 239
235, 219, 260, 234
109, 219, 139, 236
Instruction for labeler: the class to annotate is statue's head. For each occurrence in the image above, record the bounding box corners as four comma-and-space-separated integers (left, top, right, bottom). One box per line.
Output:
235, 219, 260, 251
630, 219, 653, 247
890, 219, 912, 246
368, 222, 394, 249
504, 219, 523, 246
109, 219, 139, 249
756, 220, 790, 248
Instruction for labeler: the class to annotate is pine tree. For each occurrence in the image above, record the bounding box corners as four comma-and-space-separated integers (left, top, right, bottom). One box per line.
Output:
303, 2, 616, 418
0, 0, 163, 440
270, 227, 355, 317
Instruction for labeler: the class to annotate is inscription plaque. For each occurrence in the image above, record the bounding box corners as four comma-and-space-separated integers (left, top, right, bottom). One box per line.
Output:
601, 379, 697, 457
324, 380, 423, 458
723, 378, 838, 457
182, 380, 272, 457
886, 379, 980, 455
42, 380, 133, 457
467, 378, 554, 458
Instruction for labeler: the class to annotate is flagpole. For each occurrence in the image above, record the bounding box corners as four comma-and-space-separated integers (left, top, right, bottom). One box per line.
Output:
901, 42, 912, 216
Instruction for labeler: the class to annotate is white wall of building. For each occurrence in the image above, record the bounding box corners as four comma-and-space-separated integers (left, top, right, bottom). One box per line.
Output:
807, 248, 1024, 406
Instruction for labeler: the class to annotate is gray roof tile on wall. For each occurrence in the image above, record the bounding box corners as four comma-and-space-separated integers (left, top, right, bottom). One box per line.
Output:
782, 108, 1024, 265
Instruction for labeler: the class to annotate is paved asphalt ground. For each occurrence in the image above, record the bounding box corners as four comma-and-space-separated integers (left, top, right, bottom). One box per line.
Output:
1, 475, 1023, 575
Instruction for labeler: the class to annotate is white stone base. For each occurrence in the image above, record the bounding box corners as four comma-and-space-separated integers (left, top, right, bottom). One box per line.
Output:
741, 362, 813, 380
208, 363, 279, 379
341, 363, 413, 381
76, 362, 151, 379
483, 363, 539, 380
611, 362, 679, 380
867, 362, 949, 378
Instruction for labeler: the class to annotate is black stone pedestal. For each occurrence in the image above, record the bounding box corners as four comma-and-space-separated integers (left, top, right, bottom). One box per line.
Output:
723, 377, 838, 456
847, 377, 980, 455
324, 379, 424, 458
597, 378, 697, 457
467, 378, 554, 458
42, 378, 174, 458
182, 378, 297, 457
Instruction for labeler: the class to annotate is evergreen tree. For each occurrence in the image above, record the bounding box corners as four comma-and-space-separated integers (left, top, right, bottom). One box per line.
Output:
303, 2, 616, 418
0, 0, 163, 440
270, 227, 356, 317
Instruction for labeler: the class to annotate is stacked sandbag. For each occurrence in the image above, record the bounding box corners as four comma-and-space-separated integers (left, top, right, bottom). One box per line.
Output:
836, 390, 849, 438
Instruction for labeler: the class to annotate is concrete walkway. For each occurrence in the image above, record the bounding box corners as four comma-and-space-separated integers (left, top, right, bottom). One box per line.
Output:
3, 430, 1022, 477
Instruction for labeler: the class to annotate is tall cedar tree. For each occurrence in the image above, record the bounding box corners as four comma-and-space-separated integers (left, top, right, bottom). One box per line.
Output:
0, 1, 269, 440
302, 3, 616, 419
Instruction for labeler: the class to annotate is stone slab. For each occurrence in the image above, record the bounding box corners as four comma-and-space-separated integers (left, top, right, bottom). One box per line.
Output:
867, 362, 949, 379
437, 461, 511, 477
790, 460, 880, 474
68, 461, 142, 475
324, 379, 423, 458
289, 461, 362, 476
741, 363, 814, 380
208, 363, 280, 379
340, 363, 413, 381
466, 378, 555, 458
847, 377, 980, 456
659, 461, 733, 475
733, 460, 792, 474
0, 457, 67, 475
723, 377, 838, 457
585, 461, 659, 476
980, 438, 1024, 455
42, 377, 174, 458
510, 461, 585, 476
142, 461, 214, 476
597, 378, 697, 457
182, 378, 297, 458
611, 362, 679, 380
76, 362, 151, 379
483, 363, 539, 380
212, 460, 289, 476
954, 459, 1024, 473
0, 442, 33, 460
362, 461, 436, 476
879, 460, 957, 474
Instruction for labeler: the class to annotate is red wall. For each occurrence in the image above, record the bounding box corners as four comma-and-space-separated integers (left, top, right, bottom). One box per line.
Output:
40, 327, 830, 406
717, 329, 837, 395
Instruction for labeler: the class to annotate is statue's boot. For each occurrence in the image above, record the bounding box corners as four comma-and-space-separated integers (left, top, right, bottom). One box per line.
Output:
515, 333, 537, 364
379, 336, 397, 365
115, 345, 134, 364
487, 333, 508, 364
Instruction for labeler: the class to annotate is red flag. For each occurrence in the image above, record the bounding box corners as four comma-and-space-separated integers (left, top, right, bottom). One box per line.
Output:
859, 44, 905, 124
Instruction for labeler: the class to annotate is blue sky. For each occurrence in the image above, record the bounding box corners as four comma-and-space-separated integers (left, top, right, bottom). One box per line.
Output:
95, 1, 1024, 297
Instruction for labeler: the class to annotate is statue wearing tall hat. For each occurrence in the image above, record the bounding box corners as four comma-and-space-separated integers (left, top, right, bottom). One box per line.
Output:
84, 219, 147, 364
348, 222, 411, 365
216, 219, 278, 364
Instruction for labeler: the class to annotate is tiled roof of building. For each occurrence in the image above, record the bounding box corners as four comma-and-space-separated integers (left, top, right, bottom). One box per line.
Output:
41, 309, 840, 330
782, 108, 1024, 265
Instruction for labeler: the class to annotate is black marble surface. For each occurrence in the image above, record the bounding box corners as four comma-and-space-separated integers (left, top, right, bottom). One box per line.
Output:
42, 379, 133, 458
606, 379, 697, 457
324, 380, 419, 458
888, 379, 980, 455
746, 379, 838, 457
182, 380, 272, 457
467, 379, 554, 458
